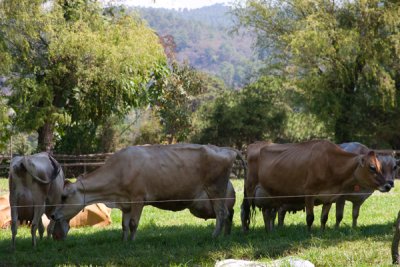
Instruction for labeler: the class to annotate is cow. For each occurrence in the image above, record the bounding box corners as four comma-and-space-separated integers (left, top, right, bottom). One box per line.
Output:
9, 152, 64, 249
52, 144, 245, 241
241, 140, 388, 232
332, 142, 397, 228
241, 141, 270, 232
392, 210, 400, 264
276, 142, 398, 229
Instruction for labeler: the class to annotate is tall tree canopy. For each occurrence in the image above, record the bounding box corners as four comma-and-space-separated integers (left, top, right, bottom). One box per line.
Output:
0, 0, 167, 151
232, 0, 400, 147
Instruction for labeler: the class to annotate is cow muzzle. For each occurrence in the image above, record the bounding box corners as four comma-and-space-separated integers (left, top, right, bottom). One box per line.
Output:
378, 183, 392, 193
52, 219, 70, 241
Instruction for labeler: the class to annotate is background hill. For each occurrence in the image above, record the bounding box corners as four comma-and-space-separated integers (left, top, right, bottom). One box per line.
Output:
134, 4, 260, 88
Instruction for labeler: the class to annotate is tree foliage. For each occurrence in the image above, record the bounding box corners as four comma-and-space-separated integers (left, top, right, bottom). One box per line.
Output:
154, 62, 224, 144
193, 76, 288, 148
232, 0, 400, 147
0, 0, 167, 151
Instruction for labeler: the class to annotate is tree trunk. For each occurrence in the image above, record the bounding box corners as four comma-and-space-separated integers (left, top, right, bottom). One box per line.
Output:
37, 121, 54, 152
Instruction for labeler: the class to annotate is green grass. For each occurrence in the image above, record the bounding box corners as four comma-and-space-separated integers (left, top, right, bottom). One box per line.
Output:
0, 178, 399, 266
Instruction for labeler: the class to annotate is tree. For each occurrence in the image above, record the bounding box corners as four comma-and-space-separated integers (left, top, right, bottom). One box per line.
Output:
193, 76, 288, 148
0, 0, 167, 152
232, 0, 400, 146
154, 62, 210, 143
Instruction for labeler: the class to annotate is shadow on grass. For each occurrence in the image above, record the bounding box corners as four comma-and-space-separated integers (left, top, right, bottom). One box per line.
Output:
0, 222, 395, 266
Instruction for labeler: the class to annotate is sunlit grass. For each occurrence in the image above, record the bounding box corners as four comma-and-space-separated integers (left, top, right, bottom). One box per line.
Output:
0, 178, 399, 266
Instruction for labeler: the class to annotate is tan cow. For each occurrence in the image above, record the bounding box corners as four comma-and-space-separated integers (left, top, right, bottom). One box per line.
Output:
9, 152, 64, 249
241, 140, 387, 231
52, 144, 245, 241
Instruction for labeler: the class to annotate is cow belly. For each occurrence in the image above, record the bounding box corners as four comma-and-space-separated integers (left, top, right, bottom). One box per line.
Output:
150, 201, 193, 211
188, 191, 215, 219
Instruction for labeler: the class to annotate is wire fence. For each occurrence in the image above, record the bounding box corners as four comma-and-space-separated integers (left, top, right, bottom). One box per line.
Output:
2, 191, 397, 209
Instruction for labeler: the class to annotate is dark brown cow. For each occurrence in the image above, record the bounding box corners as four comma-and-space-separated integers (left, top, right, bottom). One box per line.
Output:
9, 152, 64, 249
52, 144, 245, 241
242, 140, 387, 231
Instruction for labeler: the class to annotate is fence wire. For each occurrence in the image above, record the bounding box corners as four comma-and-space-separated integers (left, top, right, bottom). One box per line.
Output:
4, 191, 397, 209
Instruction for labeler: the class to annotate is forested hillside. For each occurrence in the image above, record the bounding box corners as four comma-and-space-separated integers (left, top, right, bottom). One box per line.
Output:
134, 4, 260, 88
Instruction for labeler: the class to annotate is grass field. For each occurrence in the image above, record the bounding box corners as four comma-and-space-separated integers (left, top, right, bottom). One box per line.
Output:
1, 178, 400, 266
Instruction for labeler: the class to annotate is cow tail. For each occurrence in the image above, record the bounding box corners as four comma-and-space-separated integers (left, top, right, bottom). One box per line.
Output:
48, 154, 63, 182
232, 149, 252, 232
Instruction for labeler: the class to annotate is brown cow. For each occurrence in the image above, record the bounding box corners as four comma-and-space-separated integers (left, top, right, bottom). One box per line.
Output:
241, 140, 387, 231
276, 142, 397, 229
9, 152, 64, 249
52, 144, 244, 241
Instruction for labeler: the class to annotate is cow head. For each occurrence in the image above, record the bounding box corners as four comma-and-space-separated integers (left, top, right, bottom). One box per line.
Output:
51, 179, 86, 239
354, 151, 388, 192
376, 154, 399, 191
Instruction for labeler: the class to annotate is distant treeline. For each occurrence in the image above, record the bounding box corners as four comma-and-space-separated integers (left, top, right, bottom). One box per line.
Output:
134, 4, 261, 88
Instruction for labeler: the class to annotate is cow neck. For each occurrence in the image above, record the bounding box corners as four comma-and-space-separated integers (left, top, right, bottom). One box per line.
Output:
78, 178, 86, 207
76, 167, 118, 205
337, 154, 361, 190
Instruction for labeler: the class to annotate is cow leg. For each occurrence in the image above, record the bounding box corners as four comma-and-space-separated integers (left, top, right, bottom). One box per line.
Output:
122, 211, 131, 241
31, 205, 45, 247
38, 218, 45, 239
224, 208, 234, 235
10, 204, 18, 250
47, 220, 55, 239
335, 197, 345, 229
211, 199, 228, 238
262, 208, 272, 232
128, 204, 143, 241
305, 197, 315, 232
270, 208, 277, 229
352, 200, 364, 228
320, 203, 332, 231
278, 208, 286, 227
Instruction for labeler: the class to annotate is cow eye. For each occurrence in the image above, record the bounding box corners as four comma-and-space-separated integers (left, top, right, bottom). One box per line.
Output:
394, 165, 398, 171
61, 195, 67, 202
369, 165, 376, 172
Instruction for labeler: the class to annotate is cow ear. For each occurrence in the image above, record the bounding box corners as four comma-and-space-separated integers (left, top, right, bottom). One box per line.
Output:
367, 150, 376, 158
